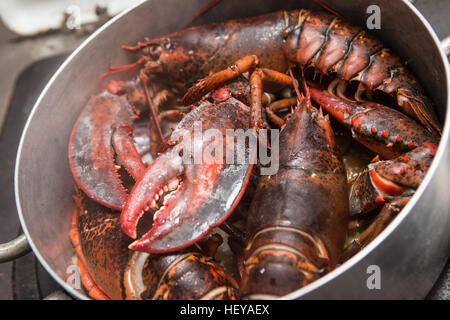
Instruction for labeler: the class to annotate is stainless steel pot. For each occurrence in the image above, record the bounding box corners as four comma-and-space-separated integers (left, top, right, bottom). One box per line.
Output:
3, 0, 449, 299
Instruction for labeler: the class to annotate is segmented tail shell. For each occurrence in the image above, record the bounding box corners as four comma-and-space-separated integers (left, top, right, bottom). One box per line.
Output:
283, 10, 441, 134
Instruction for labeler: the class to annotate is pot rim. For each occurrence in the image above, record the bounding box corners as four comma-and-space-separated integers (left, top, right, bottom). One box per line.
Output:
14, 0, 450, 300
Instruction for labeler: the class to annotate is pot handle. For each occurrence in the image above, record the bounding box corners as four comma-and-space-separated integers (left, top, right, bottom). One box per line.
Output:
0, 234, 31, 263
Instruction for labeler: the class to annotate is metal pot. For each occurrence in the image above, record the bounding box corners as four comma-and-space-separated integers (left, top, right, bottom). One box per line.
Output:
2, 0, 449, 299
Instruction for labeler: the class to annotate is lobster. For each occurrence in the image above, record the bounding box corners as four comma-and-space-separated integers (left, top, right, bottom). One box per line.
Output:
118, 9, 439, 253
70, 192, 239, 300
67, 6, 441, 298
240, 89, 349, 298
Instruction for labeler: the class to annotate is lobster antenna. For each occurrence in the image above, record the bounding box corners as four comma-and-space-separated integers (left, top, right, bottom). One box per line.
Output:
288, 68, 305, 102
140, 74, 168, 151
299, 68, 310, 102
289, 68, 312, 115
98, 57, 149, 89
288, 68, 300, 99
313, 0, 345, 19
182, 0, 223, 29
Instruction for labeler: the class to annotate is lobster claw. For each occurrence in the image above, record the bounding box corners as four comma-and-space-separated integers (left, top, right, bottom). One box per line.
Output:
308, 84, 437, 160
121, 99, 255, 253
349, 142, 437, 216
69, 78, 151, 210
69, 92, 139, 210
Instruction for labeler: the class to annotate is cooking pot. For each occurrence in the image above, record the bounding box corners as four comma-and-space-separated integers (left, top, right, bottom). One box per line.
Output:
1, 0, 449, 299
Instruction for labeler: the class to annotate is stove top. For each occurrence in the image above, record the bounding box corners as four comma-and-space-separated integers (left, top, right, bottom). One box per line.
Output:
0, 0, 448, 300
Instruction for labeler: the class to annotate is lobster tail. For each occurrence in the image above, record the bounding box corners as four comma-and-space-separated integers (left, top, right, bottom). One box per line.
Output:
135, 251, 239, 300
241, 227, 330, 298
283, 10, 441, 134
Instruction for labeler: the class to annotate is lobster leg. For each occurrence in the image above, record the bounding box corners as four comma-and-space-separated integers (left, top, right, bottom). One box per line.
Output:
182, 56, 293, 130
182, 55, 260, 105
108, 78, 169, 157
309, 84, 439, 213
341, 197, 410, 262
265, 97, 298, 127
265, 107, 285, 128
76, 257, 110, 300
158, 109, 186, 123
140, 74, 167, 151
267, 97, 298, 113
248, 68, 293, 129
182, 56, 293, 105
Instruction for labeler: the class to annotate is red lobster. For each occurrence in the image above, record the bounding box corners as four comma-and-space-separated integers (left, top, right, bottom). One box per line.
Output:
67, 8, 441, 296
